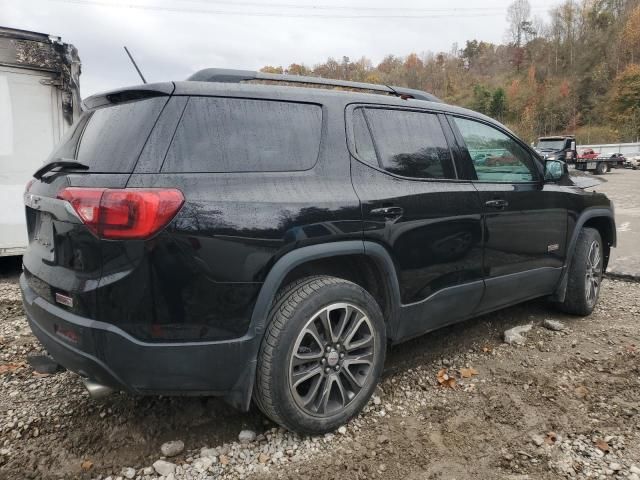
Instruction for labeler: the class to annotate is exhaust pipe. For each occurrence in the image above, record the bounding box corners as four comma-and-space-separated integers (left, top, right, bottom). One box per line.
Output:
83, 379, 114, 400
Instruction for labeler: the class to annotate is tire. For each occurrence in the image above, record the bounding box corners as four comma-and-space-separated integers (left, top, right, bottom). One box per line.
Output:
255, 276, 386, 434
558, 228, 603, 316
596, 162, 607, 175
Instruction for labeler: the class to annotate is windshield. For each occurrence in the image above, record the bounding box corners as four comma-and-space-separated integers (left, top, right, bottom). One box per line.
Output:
536, 139, 566, 150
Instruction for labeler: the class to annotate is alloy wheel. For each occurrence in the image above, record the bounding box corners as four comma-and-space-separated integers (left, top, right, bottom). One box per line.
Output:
585, 240, 602, 307
288, 303, 376, 416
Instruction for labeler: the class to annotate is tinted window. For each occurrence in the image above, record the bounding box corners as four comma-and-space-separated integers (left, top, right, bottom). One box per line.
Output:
162, 97, 322, 173
352, 108, 377, 164
76, 97, 167, 172
453, 117, 535, 182
364, 109, 455, 179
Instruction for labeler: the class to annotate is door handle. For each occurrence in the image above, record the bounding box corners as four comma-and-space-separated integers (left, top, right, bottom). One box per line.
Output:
370, 206, 404, 218
485, 199, 509, 209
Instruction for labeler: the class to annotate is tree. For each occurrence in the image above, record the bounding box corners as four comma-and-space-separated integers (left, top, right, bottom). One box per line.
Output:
610, 63, 640, 141
489, 87, 508, 120
260, 66, 283, 74
507, 0, 533, 47
622, 5, 640, 63
471, 84, 492, 114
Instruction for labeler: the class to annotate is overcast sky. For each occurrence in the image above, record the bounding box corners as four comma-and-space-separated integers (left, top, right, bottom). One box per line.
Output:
2, 0, 560, 98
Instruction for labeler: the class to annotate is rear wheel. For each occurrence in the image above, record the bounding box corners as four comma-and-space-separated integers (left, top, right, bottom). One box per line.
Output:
558, 228, 603, 316
255, 276, 386, 434
596, 162, 608, 174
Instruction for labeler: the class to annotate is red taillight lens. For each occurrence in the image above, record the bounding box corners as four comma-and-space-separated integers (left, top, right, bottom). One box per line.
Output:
58, 187, 184, 239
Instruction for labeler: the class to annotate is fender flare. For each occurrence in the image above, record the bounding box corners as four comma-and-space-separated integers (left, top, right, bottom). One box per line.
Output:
248, 240, 402, 336
553, 207, 616, 302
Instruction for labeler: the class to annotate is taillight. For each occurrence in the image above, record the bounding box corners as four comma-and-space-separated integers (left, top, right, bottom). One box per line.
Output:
57, 187, 184, 239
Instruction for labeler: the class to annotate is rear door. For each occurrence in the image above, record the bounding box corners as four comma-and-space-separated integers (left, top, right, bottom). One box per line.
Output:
447, 115, 567, 313
348, 105, 485, 341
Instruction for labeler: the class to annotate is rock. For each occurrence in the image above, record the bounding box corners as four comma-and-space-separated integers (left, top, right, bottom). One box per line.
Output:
504, 324, 533, 345
194, 457, 213, 472
200, 447, 217, 459
372, 395, 381, 405
531, 434, 544, 447
160, 440, 184, 457
377, 434, 390, 444
238, 429, 256, 444
153, 460, 176, 476
631, 466, 640, 474
337, 426, 347, 435
142, 466, 154, 475
122, 467, 136, 479
258, 453, 270, 464
609, 462, 622, 471
543, 319, 565, 331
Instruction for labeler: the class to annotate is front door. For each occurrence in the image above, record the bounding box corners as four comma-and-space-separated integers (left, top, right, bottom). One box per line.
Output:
348, 105, 485, 341
448, 115, 567, 314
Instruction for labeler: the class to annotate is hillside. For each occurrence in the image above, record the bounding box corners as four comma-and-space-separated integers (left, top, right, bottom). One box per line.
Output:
261, 0, 640, 144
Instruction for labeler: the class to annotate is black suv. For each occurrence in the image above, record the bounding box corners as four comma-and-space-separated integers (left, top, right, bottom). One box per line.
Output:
21, 69, 615, 434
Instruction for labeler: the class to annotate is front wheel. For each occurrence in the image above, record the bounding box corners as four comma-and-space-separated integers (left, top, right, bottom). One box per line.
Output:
255, 276, 386, 434
558, 228, 603, 316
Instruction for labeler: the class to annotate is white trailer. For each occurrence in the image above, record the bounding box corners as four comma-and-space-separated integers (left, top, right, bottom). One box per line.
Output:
0, 27, 81, 257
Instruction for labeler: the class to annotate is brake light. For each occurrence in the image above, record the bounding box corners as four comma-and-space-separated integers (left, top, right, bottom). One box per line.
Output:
57, 187, 184, 239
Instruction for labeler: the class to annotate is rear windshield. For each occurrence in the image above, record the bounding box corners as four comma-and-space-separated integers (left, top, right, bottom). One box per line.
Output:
161, 97, 322, 173
47, 97, 168, 172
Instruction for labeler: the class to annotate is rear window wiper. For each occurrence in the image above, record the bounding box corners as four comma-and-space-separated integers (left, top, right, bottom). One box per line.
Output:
33, 159, 89, 180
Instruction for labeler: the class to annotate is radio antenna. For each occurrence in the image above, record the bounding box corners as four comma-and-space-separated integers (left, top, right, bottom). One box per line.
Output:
123, 46, 147, 84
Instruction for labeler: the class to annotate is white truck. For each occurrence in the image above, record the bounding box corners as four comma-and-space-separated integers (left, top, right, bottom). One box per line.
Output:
0, 26, 81, 256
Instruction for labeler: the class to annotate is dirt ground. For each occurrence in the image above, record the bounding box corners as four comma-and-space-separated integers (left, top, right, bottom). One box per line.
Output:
1, 266, 639, 480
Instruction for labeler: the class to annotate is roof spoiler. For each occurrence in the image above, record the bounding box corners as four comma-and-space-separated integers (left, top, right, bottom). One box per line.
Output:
187, 68, 441, 103
82, 82, 175, 110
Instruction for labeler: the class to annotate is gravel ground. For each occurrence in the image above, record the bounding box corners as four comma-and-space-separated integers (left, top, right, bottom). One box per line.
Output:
1, 271, 639, 480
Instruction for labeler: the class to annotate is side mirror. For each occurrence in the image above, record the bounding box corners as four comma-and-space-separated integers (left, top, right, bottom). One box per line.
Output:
544, 159, 567, 182
570, 140, 576, 151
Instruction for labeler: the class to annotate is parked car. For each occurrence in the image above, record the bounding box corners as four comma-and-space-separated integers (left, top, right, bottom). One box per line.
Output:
625, 155, 640, 169
578, 148, 600, 160
21, 69, 616, 434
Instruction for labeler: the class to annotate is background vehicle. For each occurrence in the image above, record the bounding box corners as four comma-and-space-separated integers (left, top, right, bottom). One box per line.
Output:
0, 26, 81, 257
625, 155, 640, 169
578, 148, 600, 160
575, 151, 626, 174
20, 70, 615, 434
535, 135, 577, 163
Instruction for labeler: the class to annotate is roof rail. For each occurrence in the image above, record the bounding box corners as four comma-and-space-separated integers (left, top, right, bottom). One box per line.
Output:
187, 68, 441, 102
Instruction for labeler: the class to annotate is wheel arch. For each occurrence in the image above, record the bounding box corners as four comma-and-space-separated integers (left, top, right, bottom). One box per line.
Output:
553, 208, 616, 302
249, 240, 402, 339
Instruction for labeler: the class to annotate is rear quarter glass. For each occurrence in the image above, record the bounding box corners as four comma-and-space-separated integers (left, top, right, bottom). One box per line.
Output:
53, 97, 168, 173
161, 97, 322, 173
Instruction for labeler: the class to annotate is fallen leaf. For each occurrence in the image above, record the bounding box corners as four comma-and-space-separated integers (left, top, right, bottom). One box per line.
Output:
460, 367, 479, 378
219, 455, 229, 465
80, 460, 93, 471
574, 385, 589, 398
258, 453, 269, 464
482, 346, 492, 353
544, 432, 557, 445
0, 362, 26, 375
436, 368, 457, 389
595, 439, 610, 452
32, 371, 51, 378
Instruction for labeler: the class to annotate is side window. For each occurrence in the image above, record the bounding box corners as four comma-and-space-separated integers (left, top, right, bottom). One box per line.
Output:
363, 108, 456, 179
452, 117, 535, 182
162, 97, 322, 173
352, 108, 377, 165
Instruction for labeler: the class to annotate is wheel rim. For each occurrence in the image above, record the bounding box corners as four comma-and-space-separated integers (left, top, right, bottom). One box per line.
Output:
288, 302, 376, 417
585, 240, 602, 307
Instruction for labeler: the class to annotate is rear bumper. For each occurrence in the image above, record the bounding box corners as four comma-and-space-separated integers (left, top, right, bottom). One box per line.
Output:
20, 274, 258, 410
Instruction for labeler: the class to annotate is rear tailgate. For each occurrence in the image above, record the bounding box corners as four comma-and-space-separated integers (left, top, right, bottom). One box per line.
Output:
22, 86, 172, 318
